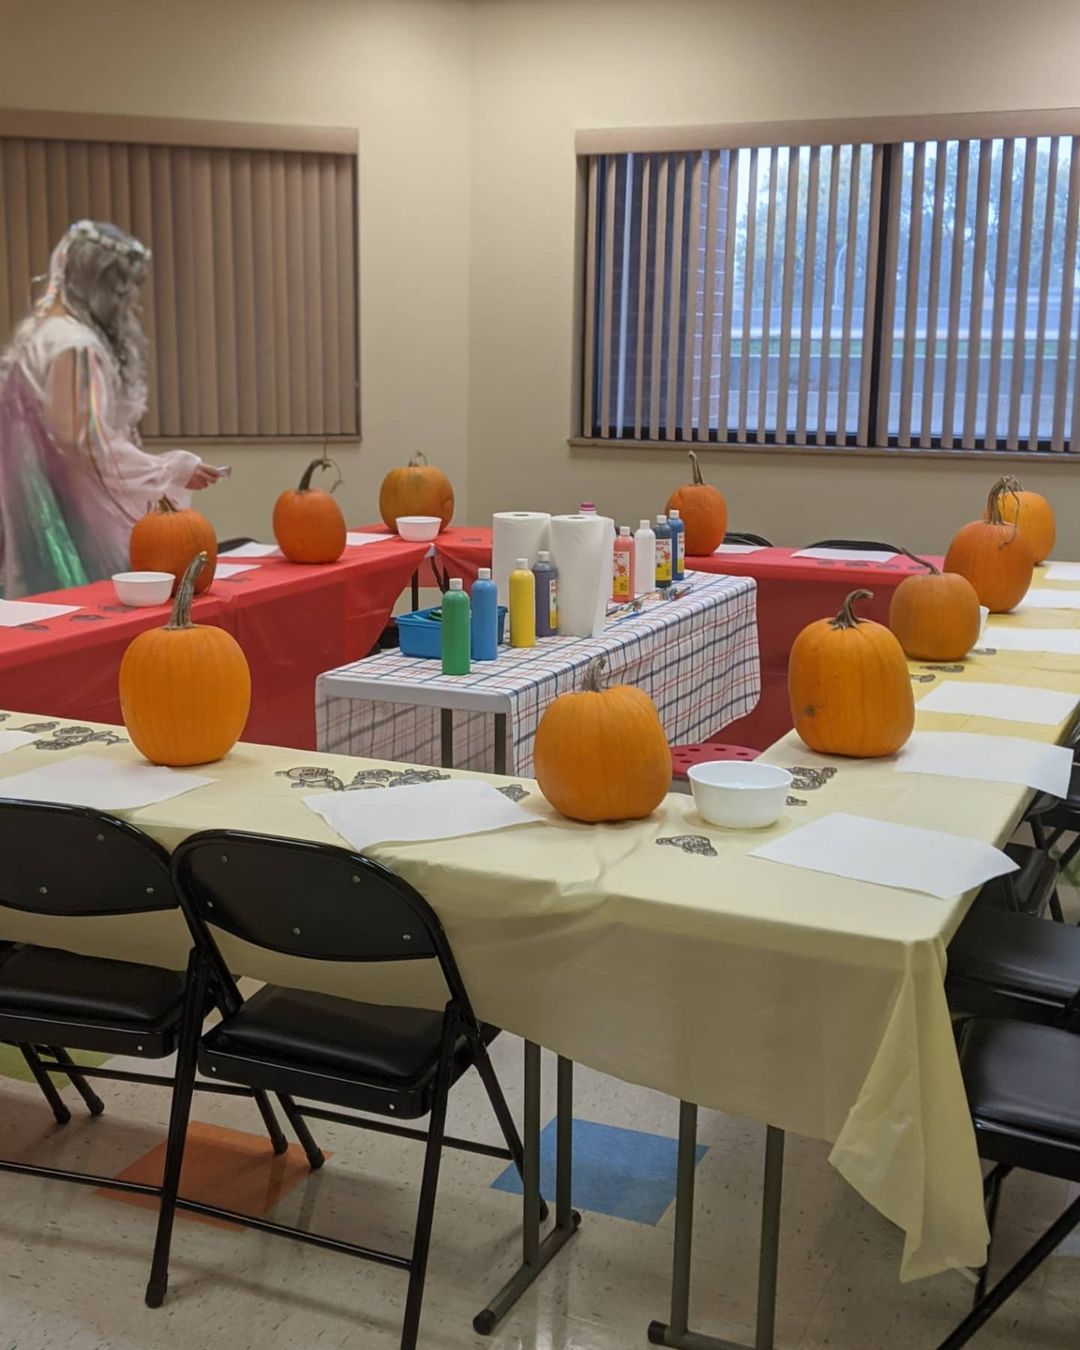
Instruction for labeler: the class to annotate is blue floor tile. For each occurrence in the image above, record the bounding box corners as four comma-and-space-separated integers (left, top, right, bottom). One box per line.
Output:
492, 1117, 707, 1226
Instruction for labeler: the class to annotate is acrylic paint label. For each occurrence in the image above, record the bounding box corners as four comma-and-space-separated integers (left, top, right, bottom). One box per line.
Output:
675, 532, 685, 575
613, 549, 632, 598
548, 578, 559, 629
656, 539, 672, 583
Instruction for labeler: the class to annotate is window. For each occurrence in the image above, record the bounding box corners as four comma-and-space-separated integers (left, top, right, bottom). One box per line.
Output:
0, 110, 359, 440
579, 113, 1080, 453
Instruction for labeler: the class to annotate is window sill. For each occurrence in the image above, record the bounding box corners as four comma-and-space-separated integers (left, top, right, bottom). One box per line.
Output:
567, 437, 1076, 463
143, 434, 362, 448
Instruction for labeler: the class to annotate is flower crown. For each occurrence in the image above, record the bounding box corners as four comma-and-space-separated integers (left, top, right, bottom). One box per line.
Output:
69, 219, 151, 263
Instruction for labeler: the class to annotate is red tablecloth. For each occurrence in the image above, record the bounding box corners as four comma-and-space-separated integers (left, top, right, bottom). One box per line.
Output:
0, 536, 430, 749
428, 527, 939, 751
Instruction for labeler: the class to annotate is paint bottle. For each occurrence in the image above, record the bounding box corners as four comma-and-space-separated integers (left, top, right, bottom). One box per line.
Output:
668, 508, 686, 581
441, 577, 471, 675
533, 551, 558, 637
509, 557, 536, 648
634, 519, 656, 595
612, 527, 635, 601
654, 514, 673, 589
579, 501, 598, 516
471, 566, 499, 661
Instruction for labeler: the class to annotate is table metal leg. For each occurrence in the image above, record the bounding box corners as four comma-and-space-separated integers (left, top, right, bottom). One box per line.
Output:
440, 708, 454, 769
473, 1044, 581, 1334
411, 570, 421, 611
648, 1109, 784, 1350
494, 712, 508, 776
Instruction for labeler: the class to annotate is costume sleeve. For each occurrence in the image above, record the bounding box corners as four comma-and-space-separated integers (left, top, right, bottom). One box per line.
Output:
44, 344, 200, 514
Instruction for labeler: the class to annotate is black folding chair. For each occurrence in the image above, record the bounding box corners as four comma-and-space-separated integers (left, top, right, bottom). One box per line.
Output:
803, 537, 902, 552
0, 801, 296, 1185
936, 1018, 1080, 1348
214, 537, 255, 553
152, 829, 536, 1350
723, 531, 773, 548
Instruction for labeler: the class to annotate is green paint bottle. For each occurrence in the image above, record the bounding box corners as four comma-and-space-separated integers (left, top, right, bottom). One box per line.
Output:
441, 577, 471, 675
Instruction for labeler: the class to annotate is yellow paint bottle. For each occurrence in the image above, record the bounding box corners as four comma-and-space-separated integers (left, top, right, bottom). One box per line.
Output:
509, 556, 536, 648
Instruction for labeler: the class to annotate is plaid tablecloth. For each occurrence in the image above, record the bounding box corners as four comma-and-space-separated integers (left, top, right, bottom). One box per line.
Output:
315, 572, 759, 773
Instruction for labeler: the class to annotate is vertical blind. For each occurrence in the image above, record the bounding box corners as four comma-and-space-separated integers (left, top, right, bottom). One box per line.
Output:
0, 122, 359, 439
581, 117, 1080, 453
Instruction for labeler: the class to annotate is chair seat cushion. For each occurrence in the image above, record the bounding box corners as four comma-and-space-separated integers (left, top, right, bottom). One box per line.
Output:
203, 985, 493, 1089
0, 944, 186, 1026
948, 907, 1080, 1003
959, 1018, 1080, 1142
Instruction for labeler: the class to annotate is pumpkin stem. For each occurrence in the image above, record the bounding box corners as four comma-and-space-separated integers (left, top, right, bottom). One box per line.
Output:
409, 450, 429, 467
157, 496, 178, 514
688, 449, 705, 486
581, 655, 608, 693
894, 545, 940, 575
986, 476, 1020, 531
297, 456, 343, 494
165, 553, 206, 630
830, 589, 874, 631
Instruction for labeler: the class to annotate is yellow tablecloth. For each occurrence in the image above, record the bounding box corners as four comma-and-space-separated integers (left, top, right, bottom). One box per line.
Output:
2, 563, 1080, 1284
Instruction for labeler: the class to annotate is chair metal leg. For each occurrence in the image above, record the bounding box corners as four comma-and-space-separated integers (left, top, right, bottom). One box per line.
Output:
473, 1045, 580, 1335
937, 1192, 1080, 1349
1048, 888, 1065, 923
19, 1044, 70, 1125
649, 1112, 784, 1350
276, 1094, 325, 1170
400, 1009, 458, 1350
47, 1046, 105, 1116
471, 1030, 549, 1220
145, 951, 210, 1309
973, 1165, 1006, 1305
249, 1089, 288, 1155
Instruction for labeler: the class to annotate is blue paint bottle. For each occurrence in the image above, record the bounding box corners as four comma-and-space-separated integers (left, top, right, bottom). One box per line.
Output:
470, 566, 499, 661
654, 513, 673, 589
532, 551, 558, 637
668, 508, 686, 581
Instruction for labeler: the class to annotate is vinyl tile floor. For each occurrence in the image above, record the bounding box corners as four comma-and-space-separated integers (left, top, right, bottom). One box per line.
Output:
2, 902, 1080, 1350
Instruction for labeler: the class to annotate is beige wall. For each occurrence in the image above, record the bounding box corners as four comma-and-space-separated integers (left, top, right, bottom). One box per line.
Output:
467, 0, 1080, 553
0, 0, 473, 539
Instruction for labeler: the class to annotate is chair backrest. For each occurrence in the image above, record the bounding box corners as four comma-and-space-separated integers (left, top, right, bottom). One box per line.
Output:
805, 538, 901, 553
0, 800, 175, 917
724, 531, 773, 547
171, 830, 470, 1001
215, 537, 255, 553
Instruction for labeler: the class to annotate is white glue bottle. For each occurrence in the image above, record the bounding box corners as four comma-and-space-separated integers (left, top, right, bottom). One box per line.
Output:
633, 519, 656, 595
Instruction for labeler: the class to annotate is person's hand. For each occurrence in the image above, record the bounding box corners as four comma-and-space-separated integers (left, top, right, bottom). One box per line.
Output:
186, 464, 222, 490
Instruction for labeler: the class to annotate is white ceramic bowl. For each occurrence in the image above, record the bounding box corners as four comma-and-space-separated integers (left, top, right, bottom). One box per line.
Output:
395, 515, 442, 543
111, 571, 175, 607
688, 761, 794, 830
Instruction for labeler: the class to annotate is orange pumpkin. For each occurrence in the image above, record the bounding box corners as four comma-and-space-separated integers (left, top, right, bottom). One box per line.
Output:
534, 657, 671, 822
945, 480, 1035, 613
789, 589, 914, 758
665, 450, 728, 556
888, 550, 982, 661
119, 553, 250, 766
379, 451, 455, 532
273, 457, 347, 563
129, 497, 217, 595
985, 474, 1055, 564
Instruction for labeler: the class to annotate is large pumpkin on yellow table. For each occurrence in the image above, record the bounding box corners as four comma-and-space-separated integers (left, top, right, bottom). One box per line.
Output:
534, 657, 671, 822
888, 550, 982, 661
945, 479, 1034, 613
789, 589, 914, 758
273, 458, 347, 563
379, 451, 454, 532
665, 450, 727, 556
129, 497, 217, 595
984, 474, 1055, 564
120, 553, 250, 766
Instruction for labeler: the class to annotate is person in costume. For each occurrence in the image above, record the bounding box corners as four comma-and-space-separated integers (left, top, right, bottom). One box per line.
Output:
0, 220, 221, 597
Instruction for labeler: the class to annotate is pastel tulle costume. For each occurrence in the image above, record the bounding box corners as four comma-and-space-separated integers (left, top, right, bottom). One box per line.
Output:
0, 224, 198, 598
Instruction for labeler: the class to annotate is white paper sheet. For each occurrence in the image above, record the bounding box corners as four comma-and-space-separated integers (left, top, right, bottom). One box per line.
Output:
0, 730, 36, 756
304, 778, 540, 851
0, 599, 81, 626
1044, 562, 1080, 582
213, 562, 261, 579
751, 812, 1018, 900
916, 680, 1079, 726
982, 626, 1080, 656
0, 754, 215, 810
895, 731, 1072, 797
345, 531, 390, 547
218, 542, 282, 558
1018, 589, 1080, 610
790, 547, 898, 563
713, 543, 767, 555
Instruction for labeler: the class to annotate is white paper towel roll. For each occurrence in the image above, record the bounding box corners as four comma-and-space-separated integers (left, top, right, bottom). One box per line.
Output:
492, 512, 551, 604
549, 514, 613, 638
